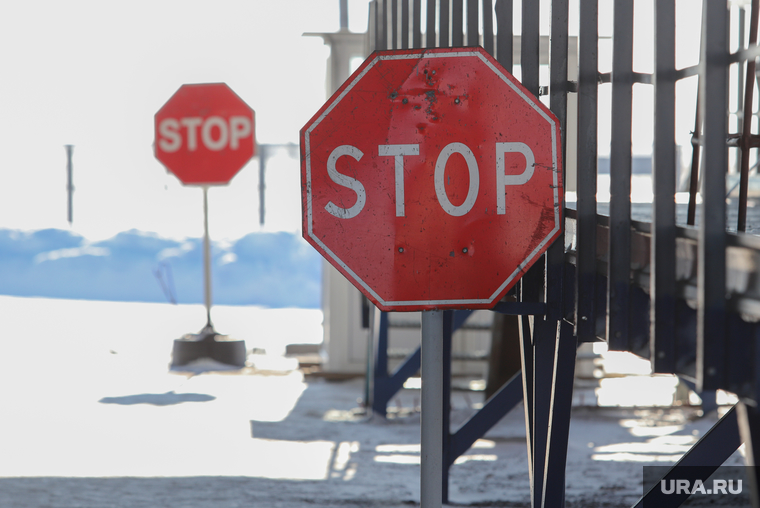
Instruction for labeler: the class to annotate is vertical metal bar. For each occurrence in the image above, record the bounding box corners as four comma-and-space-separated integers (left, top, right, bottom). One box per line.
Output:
420, 310, 443, 508
521, 0, 539, 96
65, 144, 74, 225
413, 0, 422, 48
482, 0, 494, 55
467, 0, 479, 46
687, 104, 701, 226
495, 0, 513, 72
258, 147, 267, 226
607, 0, 633, 352
738, 0, 759, 232
540, 320, 577, 508
739, 8, 748, 118
440, 0, 450, 47
736, 403, 760, 507
426, 0, 436, 48
374, 310, 389, 382
697, 0, 728, 391
651, 0, 677, 372
518, 315, 535, 495
381, 0, 388, 50
375, 0, 384, 50
340, 0, 349, 29
756, 322, 760, 413
530, 318, 556, 508
546, 0, 569, 322
441, 311, 453, 504
575, 0, 598, 342
392, 0, 399, 49
402, 0, 410, 49
364, 305, 377, 413
202, 186, 213, 329
369, 1, 378, 52
516, 0, 541, 319
452, 0, 464, 46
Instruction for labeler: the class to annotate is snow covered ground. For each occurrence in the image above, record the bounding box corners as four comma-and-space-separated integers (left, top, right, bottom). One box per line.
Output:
0, 295, 745, 507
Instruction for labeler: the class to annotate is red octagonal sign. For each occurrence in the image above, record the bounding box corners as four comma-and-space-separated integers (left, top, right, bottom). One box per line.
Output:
155, 83, 255, 186
301, 47, 562, 312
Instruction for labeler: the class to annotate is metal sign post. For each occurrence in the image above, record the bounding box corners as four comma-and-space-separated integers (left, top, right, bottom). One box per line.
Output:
420, 310, 443, 508
202, 186, 213, 330
65, 145, 74, 225
154, 82, 255, 367
300, 47, 563, 503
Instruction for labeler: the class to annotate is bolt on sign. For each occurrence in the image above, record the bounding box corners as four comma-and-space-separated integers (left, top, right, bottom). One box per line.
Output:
300, 47, 563, 312
155, 83, 255, 186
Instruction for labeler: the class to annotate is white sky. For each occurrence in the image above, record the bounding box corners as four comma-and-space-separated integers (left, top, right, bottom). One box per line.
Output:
0, 1, 721, 242
0, 1, 370, 241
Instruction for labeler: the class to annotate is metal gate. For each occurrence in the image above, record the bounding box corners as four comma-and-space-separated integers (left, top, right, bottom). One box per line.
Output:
364, 0, 760, 506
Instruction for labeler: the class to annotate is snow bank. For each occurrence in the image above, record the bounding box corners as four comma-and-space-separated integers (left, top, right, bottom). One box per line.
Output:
0, 228, 321, 308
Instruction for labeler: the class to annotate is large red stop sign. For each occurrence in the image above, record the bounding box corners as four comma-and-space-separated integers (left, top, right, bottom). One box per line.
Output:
301, 47, 562, 312
155, 83, 255, 185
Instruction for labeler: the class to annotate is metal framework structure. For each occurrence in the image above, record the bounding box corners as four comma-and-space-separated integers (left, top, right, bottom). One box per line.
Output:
364, 0, 760, 506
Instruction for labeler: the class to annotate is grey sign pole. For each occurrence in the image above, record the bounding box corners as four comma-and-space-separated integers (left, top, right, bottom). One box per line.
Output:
65, 145, 74, 225
420, 310, 443, 508
202, 186, 213, 330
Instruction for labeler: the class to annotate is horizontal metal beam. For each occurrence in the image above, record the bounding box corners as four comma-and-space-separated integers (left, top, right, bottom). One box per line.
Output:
564, 209, 760, 320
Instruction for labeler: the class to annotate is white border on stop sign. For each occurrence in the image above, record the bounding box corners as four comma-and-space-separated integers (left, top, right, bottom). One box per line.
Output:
303, 49, 561, 309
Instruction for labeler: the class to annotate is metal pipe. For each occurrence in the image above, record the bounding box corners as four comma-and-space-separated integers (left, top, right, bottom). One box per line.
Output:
697, 0, 729, 391
452, 0, 463, 46
392, 0, 399, 50
608, 0, 634, 351
738, 0, 759, 232
203, 186, 213, 329
425, 0, 436, 48
482, 0, 494, 55
402, 0, 410, 49
340, 0, 348, 30
258, 146, 267, 226
546, 0, 568, 321
495, 0, 513, 72
440, 0, 450, 47
521, 0, 540, 96
420, 310, 443, 508
651, 0, 677, 372
412, 0, 422, 49
687, 102, 701, 226
467, 0, 478, 47
575, 0, 599, 341
65, 145, 74, 225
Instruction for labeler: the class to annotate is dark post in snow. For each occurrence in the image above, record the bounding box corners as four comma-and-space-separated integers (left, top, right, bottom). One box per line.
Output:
339, 0, 348, 30
258, 145, 267, 226
65, 145, 74, 225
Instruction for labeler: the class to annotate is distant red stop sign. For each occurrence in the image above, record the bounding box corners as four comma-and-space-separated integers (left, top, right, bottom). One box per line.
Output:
155, 83, 255, 185
301, 47, 562, 312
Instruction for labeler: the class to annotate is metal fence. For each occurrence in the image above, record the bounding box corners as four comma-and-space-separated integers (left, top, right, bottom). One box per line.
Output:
365, 0, 760, 505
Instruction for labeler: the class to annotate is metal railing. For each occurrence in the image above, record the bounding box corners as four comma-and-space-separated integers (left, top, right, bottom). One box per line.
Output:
366, 0, 760, 368
364, 0, 760, 505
